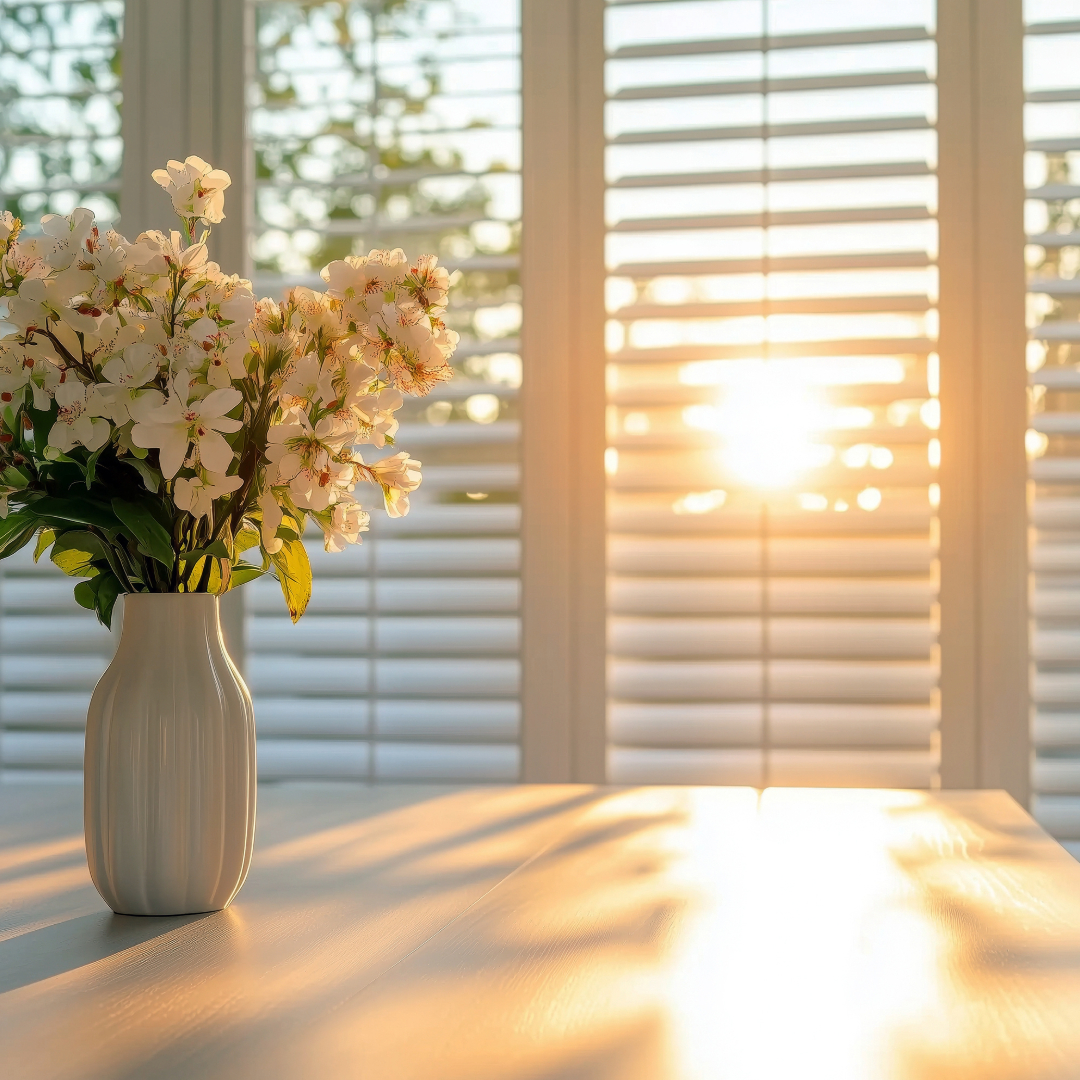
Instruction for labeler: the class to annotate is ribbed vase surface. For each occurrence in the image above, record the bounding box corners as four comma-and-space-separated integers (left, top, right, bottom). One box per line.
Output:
84, 593, 256, 916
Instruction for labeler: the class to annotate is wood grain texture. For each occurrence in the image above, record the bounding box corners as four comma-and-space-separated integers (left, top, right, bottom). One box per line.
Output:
3, 785, 1080, 1079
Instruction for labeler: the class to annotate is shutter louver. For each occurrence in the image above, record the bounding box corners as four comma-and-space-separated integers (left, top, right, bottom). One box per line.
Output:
0, 0, 124, 780
1025, 2, 1080, 859
249, 0, 523, 780
604, 0, 942, 786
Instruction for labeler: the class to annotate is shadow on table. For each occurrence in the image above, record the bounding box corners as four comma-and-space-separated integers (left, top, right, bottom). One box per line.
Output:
0, 910, 211, 995
5, 785, 693, 1080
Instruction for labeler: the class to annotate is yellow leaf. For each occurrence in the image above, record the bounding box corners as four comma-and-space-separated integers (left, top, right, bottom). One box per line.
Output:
269, 536, 312, 622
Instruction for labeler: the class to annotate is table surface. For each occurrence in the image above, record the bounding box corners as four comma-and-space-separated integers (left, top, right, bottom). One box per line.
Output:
3, 784, 1080, 1080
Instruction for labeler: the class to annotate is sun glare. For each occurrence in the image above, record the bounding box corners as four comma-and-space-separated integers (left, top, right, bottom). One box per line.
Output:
681, 361, 883, 489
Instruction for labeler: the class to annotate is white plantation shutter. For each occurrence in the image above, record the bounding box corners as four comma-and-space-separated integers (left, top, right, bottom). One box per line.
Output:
247, 0, 523, 780
0, 547, 117, 781
603, 0, 942, 785
1025, 2, 1080, 858
0, 0, 123, 780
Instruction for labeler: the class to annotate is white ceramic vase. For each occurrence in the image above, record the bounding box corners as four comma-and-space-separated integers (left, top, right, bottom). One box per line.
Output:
84, 593, 257, 916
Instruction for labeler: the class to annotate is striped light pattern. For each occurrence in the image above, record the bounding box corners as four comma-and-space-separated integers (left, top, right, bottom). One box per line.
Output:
1025, 0, 1080, 859
603, 0, 943, 786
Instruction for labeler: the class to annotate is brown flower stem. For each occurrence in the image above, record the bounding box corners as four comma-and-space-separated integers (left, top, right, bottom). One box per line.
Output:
38, 328, 96, 383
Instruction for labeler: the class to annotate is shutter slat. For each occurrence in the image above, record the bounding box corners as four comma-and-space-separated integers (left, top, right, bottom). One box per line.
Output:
613, 295, 932, 319
373, 742, 519, 781
610, 578, 935, 616
608, 26, 932, 61
611, 254, 933, 279
1032, 795, 1080, 840
610, 208, 933, 233
0, 732, 84, 770
611, 71, 932, 101
608, 748, 764, 785
610, 161, 935, 189
610, 116, 933, 145
610, 617, 934, 659
1027, 231, 1080, 248
767, 749, 936, 788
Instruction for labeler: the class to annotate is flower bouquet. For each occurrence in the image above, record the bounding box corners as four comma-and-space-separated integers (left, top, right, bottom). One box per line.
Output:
0, 157, 458, 916
0, 155, 456, 625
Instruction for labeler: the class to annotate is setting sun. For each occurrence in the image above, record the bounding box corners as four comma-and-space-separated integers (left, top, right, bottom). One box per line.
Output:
680, 361, 876, 489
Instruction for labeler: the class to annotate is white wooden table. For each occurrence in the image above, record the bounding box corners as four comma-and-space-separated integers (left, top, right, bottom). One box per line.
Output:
3, 783, 1080, 1079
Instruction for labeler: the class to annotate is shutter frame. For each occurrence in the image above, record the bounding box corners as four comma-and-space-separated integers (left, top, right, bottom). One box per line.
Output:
519, 0, 608, 781
937, 0, 1029, 798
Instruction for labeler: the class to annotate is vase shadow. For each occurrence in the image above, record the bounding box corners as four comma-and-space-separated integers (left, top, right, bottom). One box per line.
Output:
0, 909, 211, 995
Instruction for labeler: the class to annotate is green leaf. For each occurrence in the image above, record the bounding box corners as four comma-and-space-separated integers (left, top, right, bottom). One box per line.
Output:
227, 563, 268, 590
0, 508, 40, 560
121, 456, 162, 493
50, 530, 107, 577
111, 498, 174, 570
84, 441, 108, 488
33, 528, 55, 562
219, 518, 235, 561
235, 521, 261, 555
180, 539, 230, 564
268, 535, 312, 622
116, 422, 148, 459
2, 466, 29, 491
74, 572, 123, 628
28, 399, 58, 456
32, 496, 117, 530
93, 572, 122, 629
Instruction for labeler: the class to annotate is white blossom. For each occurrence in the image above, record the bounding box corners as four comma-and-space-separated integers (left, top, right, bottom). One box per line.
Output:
0, 343, 32, 401
173, 470, 243, 521
322, 500, 369, 552
152, 156, 232, 225
351, 387, 402, 447
266, 414, 353, 512
39, 208, 96, 270
321, 248, 409, 310
405, 254, 450, 309
131, 384, 242, 478
49, 380, 110, 453
259, 488, 283, 555
98, 344, 166, 424
0, 159, 457, 616
7, 268, 98, 336
369, 451, 422, 518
